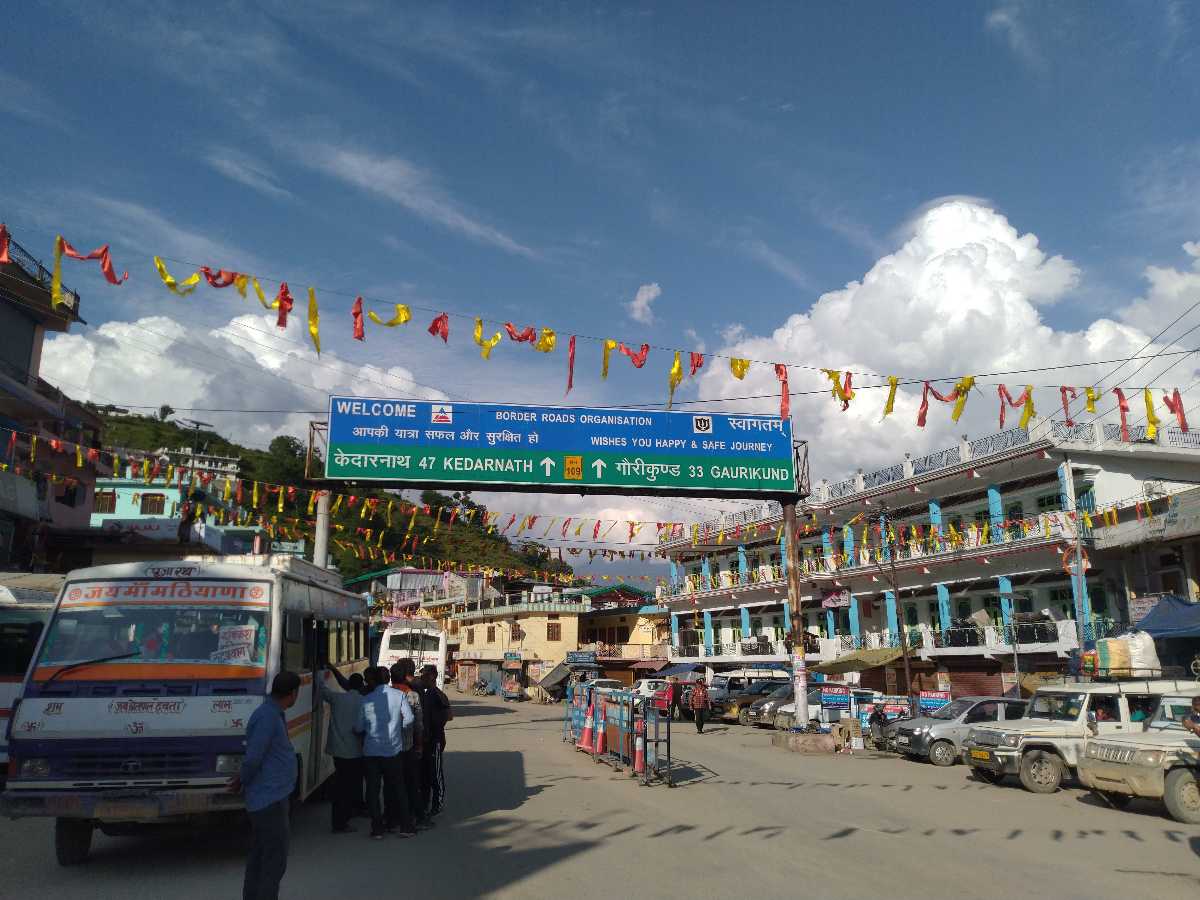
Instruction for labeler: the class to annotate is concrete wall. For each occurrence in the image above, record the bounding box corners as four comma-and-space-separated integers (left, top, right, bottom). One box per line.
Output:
461, 612, 580, 664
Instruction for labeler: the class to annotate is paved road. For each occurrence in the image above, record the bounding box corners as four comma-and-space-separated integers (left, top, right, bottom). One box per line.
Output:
2, 697, 1198, 898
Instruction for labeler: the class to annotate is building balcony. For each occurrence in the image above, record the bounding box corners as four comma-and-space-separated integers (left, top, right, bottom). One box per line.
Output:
0, 231, 81, 322
577, 641, 669, 660
451, 601, 590, 622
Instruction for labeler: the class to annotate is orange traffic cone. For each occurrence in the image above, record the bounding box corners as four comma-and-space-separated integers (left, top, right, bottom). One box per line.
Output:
577, 698, 594, 751
595, 700, 607, 754
633, 718, 646, 774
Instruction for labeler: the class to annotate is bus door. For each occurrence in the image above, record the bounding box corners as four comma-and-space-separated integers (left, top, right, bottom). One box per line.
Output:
306, 617, 331, 793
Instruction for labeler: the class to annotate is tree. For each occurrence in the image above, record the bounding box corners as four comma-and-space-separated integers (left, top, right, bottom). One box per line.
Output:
255, 435, 308, 485
157, 404, 175, 422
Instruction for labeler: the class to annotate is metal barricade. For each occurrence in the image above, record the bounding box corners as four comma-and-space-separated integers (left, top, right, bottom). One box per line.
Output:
561, 684, 672, 786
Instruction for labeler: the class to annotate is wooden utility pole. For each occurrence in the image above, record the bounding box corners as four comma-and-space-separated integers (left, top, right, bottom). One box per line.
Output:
783, 502, 809, 725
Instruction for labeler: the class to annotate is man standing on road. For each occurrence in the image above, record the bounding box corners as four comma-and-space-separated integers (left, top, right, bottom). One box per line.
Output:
420, 664, 453, 816
231, 671, 300, 900
357, 665, 415, 839
321, 666, 365, 834
391, 661, 430, 829
690, 678, 711, 734
667, 676, 682, 722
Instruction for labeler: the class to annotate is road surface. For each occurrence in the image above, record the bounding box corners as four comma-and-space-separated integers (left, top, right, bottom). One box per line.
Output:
2, 696, 1198, 898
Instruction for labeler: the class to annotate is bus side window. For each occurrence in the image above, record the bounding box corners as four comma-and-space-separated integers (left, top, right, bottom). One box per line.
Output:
302, 618, 319, 671
283, 614, 304, 673
355, 623, 363, 660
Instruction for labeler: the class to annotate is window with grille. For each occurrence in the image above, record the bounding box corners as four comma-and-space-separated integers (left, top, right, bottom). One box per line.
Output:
1006, 502, 1024, 522
509, 623, 520, 640
466, 628, 474, 645
547, 622, 561, 641
486, 625, 495, 643
140, 493, 166, 515
94, 491, 117, 514
1036, 493, 1060, 513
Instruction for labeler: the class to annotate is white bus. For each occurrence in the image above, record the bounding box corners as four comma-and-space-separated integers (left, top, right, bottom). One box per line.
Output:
1, 555, 369, 865
377, 619, 448, 689
0, 575, 63, 776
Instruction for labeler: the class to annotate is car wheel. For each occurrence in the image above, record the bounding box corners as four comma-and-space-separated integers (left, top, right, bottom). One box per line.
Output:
738, 707, 750, 726
55, 818, 93, 866
1092, 790, 1133, 810
1019, 750, 1065, 794
1163, 768, 1200, 824
929, 740, 956, 767
973, 768, 1004, 785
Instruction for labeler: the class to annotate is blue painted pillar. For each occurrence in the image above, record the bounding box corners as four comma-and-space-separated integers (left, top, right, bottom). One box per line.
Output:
701, 555, 712, 589
669, 558, 679, 588
702, 611, 714, 654
1057, 463, 1094, 636
997, 575, 1014, 629
781, 598, 790, 626
825, 608, 836, 638
740, 605, 751, 637
936, 583, 952, 632
848, 593, 861, 644
670, 613, 680, 646
880, 516, 891, 562
842, 524, 855, 567
884, 590, 899, 636
821, 529, 834, 569
737, 544, 748, 583
928, 499, 942, 549
987, 485, 1004, 543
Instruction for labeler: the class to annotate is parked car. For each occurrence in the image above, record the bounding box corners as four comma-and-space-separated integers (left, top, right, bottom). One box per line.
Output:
709, 673, 787, 704
1077, 693, 1200, 823
713, 681, 785, 725
745, 684, 793, 727
963, 679, 1190, 792
631, 678, 667, 701
893, 697, 1026, 766
585, 678, 626, 695
775, 688, 880, 731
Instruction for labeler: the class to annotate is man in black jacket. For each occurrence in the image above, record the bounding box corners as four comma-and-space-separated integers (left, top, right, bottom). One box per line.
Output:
419, 665, 452, 816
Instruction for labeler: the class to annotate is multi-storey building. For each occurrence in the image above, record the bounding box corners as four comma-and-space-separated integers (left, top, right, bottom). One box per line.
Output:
0, 229, 107, 569
575, 585, 670, 684
660, 420, 1200, 696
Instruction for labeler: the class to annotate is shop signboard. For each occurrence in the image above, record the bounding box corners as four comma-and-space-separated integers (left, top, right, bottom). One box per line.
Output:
566, 650, 597, 666
918, 690, 952, 713
857, 695, 910, 729
820, 684, 851, 710
325, 397, 797, 498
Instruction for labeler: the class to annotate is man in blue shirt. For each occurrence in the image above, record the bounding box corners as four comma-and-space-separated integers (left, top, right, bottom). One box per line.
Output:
230, 671, 301, 900
356, 666, 415, 839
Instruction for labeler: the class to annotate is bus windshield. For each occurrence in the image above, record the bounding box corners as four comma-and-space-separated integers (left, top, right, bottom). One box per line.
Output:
387, 632, 442, 652
36, 578, 270, 677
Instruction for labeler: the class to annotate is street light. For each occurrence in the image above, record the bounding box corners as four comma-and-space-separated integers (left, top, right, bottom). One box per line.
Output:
176, 419, 213, 490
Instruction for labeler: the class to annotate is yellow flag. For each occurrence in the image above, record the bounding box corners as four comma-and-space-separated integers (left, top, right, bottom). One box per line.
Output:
141, 457, 150, 482
601, 339, 618, 378
1085, 387, 1099, 413
252, 481, 260, 508
1143, 388, 1160, 441
359, 498, 369, 520
1018, 385, 1036, 429
882, 375, 899, 418
277, 488, 284, 513
534, 328, 556, 352
368, 304, 411, 326
153, 256, 202, 296
951, 376, 976, 422
667, 351, 683, 409
166, 465, 174, 484
50, 236, 66, 308
75, 444, 83, 468
473, 317, 503, 359
307, 287, 321, 355
730, 357, 750, 379
331, 494, 343, 514
252, 277, 274, 309
386, 500, 394, 527
223, 478, 232, 502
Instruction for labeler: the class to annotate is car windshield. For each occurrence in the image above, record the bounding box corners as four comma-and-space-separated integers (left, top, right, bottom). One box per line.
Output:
930, 698, 975, 720
765, 685, 791, 701
1028, 692, 1085, 721
1149, 696, 1196, 730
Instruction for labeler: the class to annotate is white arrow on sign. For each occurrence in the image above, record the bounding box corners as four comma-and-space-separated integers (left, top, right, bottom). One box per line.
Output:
540, 457, 556, 476
591, 459, 607, 477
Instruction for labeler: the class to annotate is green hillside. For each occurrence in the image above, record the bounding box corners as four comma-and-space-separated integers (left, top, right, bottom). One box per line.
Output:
93, 407, 576, 583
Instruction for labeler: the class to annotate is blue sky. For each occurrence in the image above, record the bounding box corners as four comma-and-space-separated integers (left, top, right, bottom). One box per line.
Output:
4, 2, 1200, 561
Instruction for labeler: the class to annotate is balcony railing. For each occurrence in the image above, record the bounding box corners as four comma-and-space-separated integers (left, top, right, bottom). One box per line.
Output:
451, 601, 590, 621
578, 642, 669, 659
1, 232, 80, 313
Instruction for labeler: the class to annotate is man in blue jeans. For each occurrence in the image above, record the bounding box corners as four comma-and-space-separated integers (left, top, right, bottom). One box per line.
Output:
357, 665, 416, 839
230, 671, 301, 900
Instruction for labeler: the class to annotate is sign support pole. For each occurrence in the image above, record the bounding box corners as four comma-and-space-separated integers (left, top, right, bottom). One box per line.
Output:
783, 502, 809, 727
312, 489, 331, 570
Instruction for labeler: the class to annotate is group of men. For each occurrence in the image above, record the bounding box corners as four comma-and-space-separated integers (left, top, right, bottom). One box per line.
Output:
235, 661, 452, 900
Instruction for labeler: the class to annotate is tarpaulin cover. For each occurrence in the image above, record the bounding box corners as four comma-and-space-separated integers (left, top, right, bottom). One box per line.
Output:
1133, 595, 1200, 639
811, 647, 902, 675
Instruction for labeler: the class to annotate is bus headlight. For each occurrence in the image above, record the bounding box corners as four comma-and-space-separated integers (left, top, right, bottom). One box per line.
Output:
19, 758, 51, 778
215, 754, 244, 774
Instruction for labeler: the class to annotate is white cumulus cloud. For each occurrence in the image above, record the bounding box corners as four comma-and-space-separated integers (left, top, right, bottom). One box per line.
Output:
626, 282, 662, 324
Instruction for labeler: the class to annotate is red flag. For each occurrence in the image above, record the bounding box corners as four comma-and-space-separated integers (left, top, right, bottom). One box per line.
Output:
274, 283, 294, 328
1059, 386, 1077, 426
0, 223, 9, 264
1112, 388, 1131, 441
351, 297, 365, 341
619, 342, 650, 368
428, 312, 449, 342
774, 364, 790, 419
689, 352, 704, 377
1163, 388, 1189, 432
60, 236, 128, 284
504, 323, 537, 343
199, 267, 239, 288
566, 335, 576, 394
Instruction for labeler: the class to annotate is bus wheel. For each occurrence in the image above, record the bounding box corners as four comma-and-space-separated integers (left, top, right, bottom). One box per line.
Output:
55, 818, 93, 866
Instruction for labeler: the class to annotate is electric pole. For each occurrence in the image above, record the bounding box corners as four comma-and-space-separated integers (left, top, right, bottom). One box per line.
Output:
881, 503, 915, 715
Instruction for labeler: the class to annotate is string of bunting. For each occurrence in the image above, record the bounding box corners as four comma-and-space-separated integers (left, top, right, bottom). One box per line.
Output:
4, 223, 1191, 428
